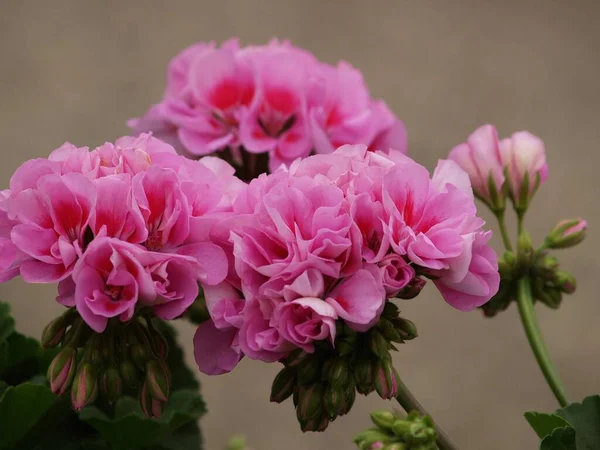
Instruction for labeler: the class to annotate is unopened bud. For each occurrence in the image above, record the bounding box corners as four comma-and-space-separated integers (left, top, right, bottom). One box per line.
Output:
396, 277, 426, 300
296, 355, 322, 385
371, 410, 397, 432
101, 367, 123, 404
270, 367, 296, 403
353, 429, 391, 450
145, 359, 171, 402
554, 270, 576, 294
393, 317, 418, 341
324, 386, 344, 419
120, 360, 141, 388
327, 357, 350, 387
147, 321, 169, 360
297, 383, 325, 421
517, 231, 534, 262
130, 344, 150, 371
369, 330, 390, 360
545, 218, 587, 250
536, 254, 559, 280
71, 362, 98, 411
62, 318, 91, 349
281, 349, 309, 368
378, 319, 403, 343
301, 416, 329, 432
382, 302, 399, 319
374, 360, 399, 400
41, 317, 67, 349
354, 357, 375, 395
47, 347, 77, 395
140, 380, 165, 419
339, 382, 356, 416
383, 444, 407, 450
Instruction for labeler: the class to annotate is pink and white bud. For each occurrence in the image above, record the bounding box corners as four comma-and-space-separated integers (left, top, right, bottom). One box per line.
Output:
499, 131, 549, 211
546, 218, 587, 249
47, 347, 77, 395
140, 380, 165, 419
71, 362, 98, 411
374, 359, 399, 400
448, 124, 505, 210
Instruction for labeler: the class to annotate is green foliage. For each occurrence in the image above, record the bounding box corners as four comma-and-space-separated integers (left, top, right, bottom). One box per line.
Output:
526, 395, 600, 450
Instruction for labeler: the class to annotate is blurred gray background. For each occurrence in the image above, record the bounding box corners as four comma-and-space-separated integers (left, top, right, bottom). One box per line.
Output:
1, 1, 599, 449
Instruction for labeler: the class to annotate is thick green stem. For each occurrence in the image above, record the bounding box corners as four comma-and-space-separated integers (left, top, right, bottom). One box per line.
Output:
517, 210, 525, 236
396, 380, 459, 450
516, 277, 569, 407
495, 210, 513, 251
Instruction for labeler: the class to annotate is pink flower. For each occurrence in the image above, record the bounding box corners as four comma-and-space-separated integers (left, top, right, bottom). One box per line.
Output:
435, 231, 500, 311
127, 104, 182, 152
9, 172, 96, 282
272, 298, 337, 352
449, 124, 505, 209
194, 321, 243, 375
308, 62, 405, 155
378, 254, 415, 297
73, 238, 155, 332
499, 131, 548, 210
239, 46, 313, 171
325, 267, 386, 332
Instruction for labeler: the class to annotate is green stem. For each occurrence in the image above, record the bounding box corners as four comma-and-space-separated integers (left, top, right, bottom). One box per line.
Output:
517, 277, 569, 407
396, 380, 459, 450
495, 210, 513, 251
517, 210, 525, 236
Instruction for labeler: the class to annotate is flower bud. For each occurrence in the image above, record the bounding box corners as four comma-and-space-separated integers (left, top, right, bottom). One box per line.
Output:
140, 380, 165, 419
324, 386, 344, 419
297, 383, 325, 421
545, 218, 587, 249
383, 444, 407, 450
354, 357, 375, 395
41, 317, 67, 349
101, 366, 123, 404
62, 318, 91, 349
300, 415, 329, 432
47, 347, 77, 395
281, 349, 309, 368
353, 429, 391, 450
536, 254, 559, 280
382, 301, 399, 319
145, 359, 171, 402
391, 418, 412, 437
371, 410, 397, 432
378, 319, 403, 343
130, 343, 150, 371
326, 357, 350, 388
71, 362, 98, 411
120, 359, 141, 388
499, 131, 548, 212
147, 321, 169, 360
393, 317, 418, 341
374, 360, 399, 400
554, 270, 576, 294
270, 366, 296, 403
296, 355, 322, 385
517, 231, 533, 258
369, 330, 390, 360
396, 277, 426, 300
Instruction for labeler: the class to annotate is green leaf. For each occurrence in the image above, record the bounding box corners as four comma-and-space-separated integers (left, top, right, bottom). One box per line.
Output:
556, 395, 600, 450
0, 302, 15, 342
0, 341, 8, 373
540, 427, 576, 450
0, 383, 58, 450
1, 332, 43, 383
79, 389, 206, 450
524, 411, 571, 439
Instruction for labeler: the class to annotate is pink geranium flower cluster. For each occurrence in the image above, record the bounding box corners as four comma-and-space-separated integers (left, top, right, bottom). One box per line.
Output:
193, 145, 500, 375
129, 39, 407, 172
0, 133, 242, 332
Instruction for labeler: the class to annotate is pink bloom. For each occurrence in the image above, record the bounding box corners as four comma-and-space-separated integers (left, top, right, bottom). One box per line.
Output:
272, 297, 337, 352
378, 254, 415, 297
435, 231, 500, 311
194, 321, 243, 375
133, 166, 191, 251
499, 131, 548, 209
238, 299, 294, 362
309, 62, 403, 155
73, 238, 155, 332
127, 104, 183, 152
449, 125, 505, 208
239, 47, 313, 171
9, 172, 96, 282
326, 267, 386, 332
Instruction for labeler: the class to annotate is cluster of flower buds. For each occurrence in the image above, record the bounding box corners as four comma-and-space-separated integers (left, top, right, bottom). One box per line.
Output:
43, 309, 172, 417
354, 410, 437, 450
482, 218, 586, 317
270, 302, 416, 432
